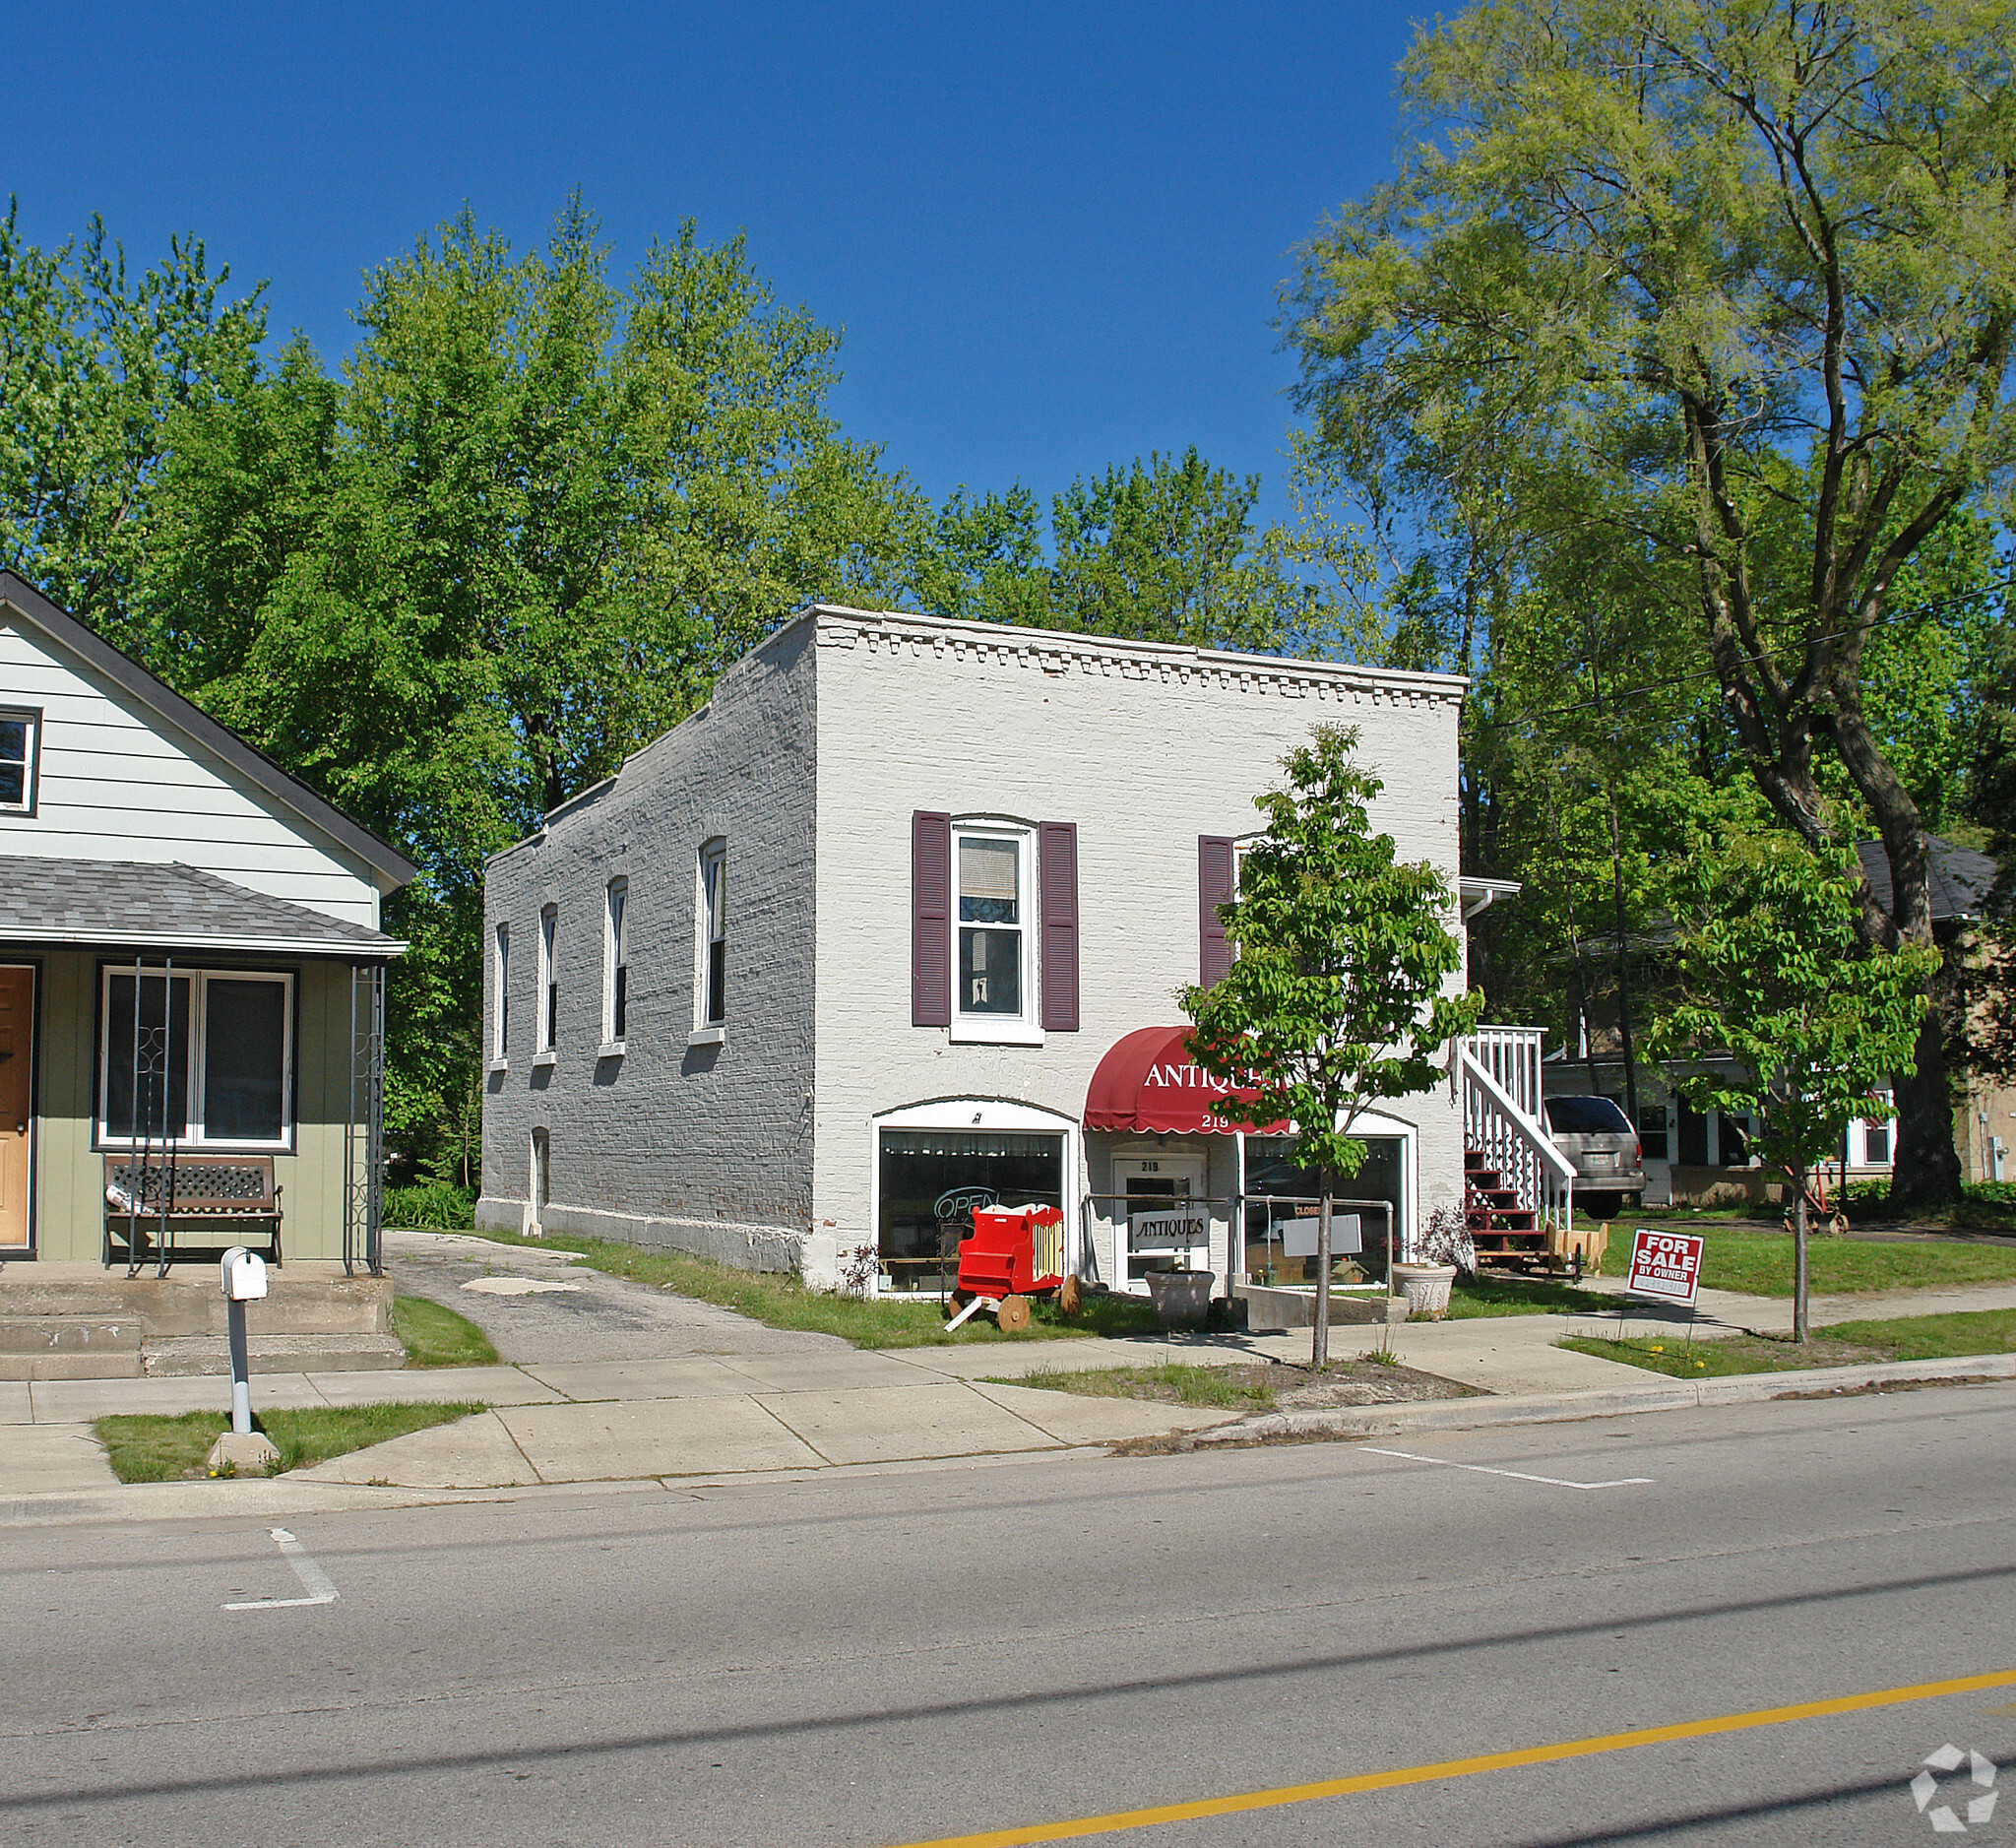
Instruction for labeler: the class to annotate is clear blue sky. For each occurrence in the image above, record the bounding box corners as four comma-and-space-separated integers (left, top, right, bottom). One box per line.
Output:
4, 2, 1423, 517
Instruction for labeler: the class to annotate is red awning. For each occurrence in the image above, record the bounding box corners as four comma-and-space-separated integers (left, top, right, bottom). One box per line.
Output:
1082, 1025, 1287, 1136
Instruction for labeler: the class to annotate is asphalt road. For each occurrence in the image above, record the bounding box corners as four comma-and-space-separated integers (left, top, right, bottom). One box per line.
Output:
5, 1383, 2015, 1847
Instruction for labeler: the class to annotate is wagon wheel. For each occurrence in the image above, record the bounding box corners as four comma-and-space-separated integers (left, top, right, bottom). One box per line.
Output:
1830, 1213, 1851, 1239
995, 1294, 1032, 1334
1057, 1273, 1083, 1318
944, 1289, 972, 1319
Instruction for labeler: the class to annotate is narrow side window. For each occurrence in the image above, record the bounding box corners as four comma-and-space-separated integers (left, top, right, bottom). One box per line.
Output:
538, 905, 558, 1052
0, 708, 40, 815
698, 841, 726, 1029
604, 878, 628, 1045
493, 923, 510, 1061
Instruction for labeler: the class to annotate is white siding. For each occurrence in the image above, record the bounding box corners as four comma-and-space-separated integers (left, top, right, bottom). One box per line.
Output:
0, 614, 383, 925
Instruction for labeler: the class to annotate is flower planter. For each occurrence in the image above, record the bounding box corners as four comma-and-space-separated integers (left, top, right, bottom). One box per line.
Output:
1390, 1261, 1458, 1321
1145, 1270, 1212, 1330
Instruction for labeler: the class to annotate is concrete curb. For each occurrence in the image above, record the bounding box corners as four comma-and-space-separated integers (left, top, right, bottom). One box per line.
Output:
1194, 1352, 2016, 1445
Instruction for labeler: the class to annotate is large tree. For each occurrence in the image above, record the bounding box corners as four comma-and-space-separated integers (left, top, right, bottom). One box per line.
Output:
1287, 0, 2016, 1206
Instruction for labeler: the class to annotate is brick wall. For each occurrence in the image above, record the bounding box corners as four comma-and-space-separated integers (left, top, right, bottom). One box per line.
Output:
476, 620, 818, 1267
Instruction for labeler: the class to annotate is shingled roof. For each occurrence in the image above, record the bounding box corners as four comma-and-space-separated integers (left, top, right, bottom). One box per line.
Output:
1856, 837, 2000, 924
0, 859, 406, 958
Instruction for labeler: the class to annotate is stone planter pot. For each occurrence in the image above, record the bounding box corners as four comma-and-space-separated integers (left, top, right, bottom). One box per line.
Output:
1145, 1270, 1212, 1330
1390, 1261, 1458, 1321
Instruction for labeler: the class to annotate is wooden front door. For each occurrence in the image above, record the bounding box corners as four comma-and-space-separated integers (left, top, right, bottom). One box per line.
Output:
0, 966, 32, 1252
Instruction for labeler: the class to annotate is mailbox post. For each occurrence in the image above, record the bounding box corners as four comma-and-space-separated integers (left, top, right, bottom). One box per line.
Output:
206, 1248, 280, 1475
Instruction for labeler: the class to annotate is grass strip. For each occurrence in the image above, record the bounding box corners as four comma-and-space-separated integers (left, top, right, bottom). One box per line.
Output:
998, 1362, 1279, 1410
394, 1292, 500, 1368
1560, 1306, 2016, 1378
94, 1401, 485, 1482
1447, 1274, 1604, 1317
458, 1228, 1164, 1347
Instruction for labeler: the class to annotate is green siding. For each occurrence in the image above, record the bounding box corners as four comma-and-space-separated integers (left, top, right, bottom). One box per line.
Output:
27, 954, 364, 1262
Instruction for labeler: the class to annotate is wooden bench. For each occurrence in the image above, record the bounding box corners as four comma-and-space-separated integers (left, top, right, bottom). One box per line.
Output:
103, 1155, 284, 1270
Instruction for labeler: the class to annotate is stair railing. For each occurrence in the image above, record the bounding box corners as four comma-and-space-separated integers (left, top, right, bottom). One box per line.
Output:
1458, 1041, 1575, 1239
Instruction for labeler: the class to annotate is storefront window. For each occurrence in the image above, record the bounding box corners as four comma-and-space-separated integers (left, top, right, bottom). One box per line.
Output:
877, 1128, 1063, 1292
1240, 1136, 1399, 1289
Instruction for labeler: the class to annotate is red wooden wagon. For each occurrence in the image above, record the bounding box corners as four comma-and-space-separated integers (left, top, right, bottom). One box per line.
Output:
945, 1204, 1080, 1331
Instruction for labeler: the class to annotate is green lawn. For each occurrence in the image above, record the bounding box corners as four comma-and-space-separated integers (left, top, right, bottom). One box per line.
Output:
393, 1292, 500, 1368
458, 1228, 1163, 1347
1447, 1274, 1604, 1317
1560, 1306, 2016, 1379
1594, 1224, 2016, 1296
94, 1401, 486, 1482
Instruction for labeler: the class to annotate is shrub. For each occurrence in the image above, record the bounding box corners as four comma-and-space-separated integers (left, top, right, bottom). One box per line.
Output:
384, 1179, 476, 1230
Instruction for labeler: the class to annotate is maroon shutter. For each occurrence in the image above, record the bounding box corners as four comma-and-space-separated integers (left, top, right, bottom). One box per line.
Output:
1198, 835, 1235, 988
1040, 821, 1080, 1032
913, 810, 952, 1026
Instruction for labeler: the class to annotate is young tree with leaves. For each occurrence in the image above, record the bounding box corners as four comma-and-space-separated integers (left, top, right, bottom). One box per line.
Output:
1287, 0, 2016, 1207
1181, 726, 1483, 1365
1647, 823, 1936, 1340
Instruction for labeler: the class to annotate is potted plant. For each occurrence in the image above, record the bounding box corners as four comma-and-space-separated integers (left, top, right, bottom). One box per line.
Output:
1390, 1205, 1474, 1321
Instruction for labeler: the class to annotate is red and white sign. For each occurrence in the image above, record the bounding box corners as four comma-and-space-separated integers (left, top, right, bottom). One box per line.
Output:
1625, 1229, 1705, 1306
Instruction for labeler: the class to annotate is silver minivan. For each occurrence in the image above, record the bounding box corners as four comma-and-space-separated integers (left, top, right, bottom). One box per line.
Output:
1543, 1095, 1648, 1218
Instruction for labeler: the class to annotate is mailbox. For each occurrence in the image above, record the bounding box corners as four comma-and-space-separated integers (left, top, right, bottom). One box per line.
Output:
220, 1246, 269, 1302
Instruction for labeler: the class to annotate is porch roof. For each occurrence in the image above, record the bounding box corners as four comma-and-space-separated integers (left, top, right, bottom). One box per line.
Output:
0, 858, 407, 959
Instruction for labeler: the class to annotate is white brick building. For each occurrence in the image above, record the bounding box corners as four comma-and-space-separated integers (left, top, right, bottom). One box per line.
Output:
478, 605, 1491, 1303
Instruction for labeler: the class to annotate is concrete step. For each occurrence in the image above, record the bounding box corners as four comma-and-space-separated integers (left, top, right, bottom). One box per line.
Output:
0, 1316, 145, 1379
142, 1334, 410, 1377
0, 1263, 392, 1338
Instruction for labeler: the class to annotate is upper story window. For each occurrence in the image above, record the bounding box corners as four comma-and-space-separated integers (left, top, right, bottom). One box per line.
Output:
603, 878, 628, 1047
0, 707, 40, 815
98, 967, 293, 1149
697, 841, 726, 1031
493, 923, 510, 1062
955, 825, 1036, 1038
537, 905, 558, 1053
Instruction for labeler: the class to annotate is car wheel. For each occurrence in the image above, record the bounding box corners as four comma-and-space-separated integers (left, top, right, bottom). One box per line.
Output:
1582, 1191, 1622, 1220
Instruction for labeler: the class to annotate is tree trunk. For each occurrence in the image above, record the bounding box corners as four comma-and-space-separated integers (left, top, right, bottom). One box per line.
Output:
1891, 1005, 1963, 1212
1313, 1176, 1333, 1371
1793, 1162, 1809, 1344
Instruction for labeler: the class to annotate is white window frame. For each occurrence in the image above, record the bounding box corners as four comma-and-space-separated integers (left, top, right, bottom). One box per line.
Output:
0, 706, 41, 817
491, 923, 510, 1068
536, 905, 558, 1061
95, 966, 295, 1151
601, 878, 628, 1054
692, 840, 727, 1044
949, 819, 1041, 1047
868, 1097, 1080, 1297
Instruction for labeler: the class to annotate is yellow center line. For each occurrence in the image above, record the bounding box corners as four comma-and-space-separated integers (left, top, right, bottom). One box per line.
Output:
884, 1666, 2016, 1848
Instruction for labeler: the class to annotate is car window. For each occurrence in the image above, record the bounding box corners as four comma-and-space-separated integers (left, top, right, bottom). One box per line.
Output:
1544, 1096, 1633, 1134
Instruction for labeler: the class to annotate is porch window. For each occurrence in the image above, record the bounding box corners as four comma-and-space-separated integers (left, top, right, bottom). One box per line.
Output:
98, 969, 292, 1148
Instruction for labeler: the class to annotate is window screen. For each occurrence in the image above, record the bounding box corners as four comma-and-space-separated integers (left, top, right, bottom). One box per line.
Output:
203, 980, 286, 1142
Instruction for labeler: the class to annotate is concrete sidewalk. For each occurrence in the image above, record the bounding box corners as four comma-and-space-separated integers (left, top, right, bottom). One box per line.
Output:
7, 1238, 2016, 1514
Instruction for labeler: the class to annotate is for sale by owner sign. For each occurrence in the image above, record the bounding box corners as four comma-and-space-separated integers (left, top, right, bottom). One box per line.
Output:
1625, 1229, 1705, 1306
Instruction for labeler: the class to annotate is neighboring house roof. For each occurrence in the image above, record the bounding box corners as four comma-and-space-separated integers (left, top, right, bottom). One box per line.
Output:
0, 858, 407, 959
1856, 837, 1998, 924
0, 572, 417, 890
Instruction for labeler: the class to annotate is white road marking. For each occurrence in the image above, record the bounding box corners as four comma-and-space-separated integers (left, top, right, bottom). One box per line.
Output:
224, 1526, 341, 1610
1365, 1447, 1653, 1491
